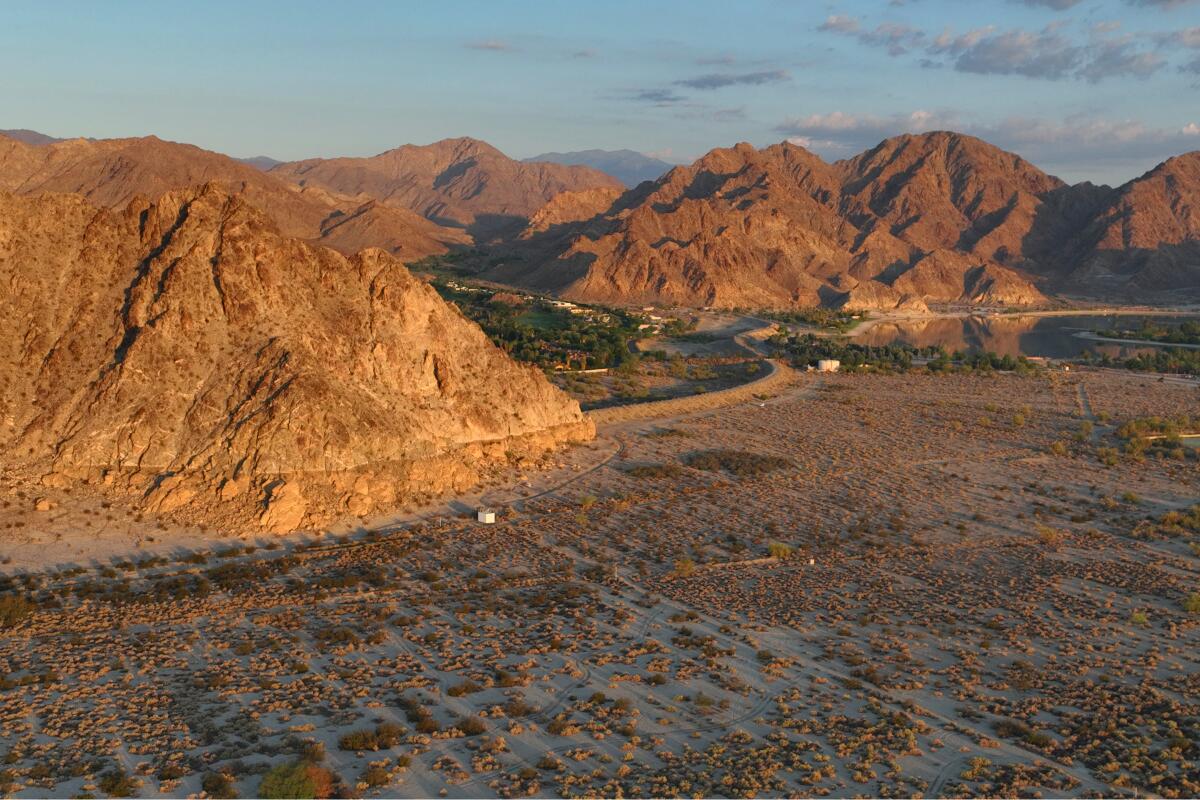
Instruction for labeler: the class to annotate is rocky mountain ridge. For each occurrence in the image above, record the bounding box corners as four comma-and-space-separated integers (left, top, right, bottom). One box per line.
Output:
269, 137, 625, 240
0, 185, 592, 533
488, 132, 1200, 310
0, 133, 469, 261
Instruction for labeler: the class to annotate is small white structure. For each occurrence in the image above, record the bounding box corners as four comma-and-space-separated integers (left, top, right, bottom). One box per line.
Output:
477, 507, 496, 524
817, 359, 841, 373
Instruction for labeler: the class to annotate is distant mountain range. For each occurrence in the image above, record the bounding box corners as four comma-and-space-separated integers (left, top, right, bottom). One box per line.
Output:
0, 132, 472, 260
490, 132, 1200, 310
268, 137, 623, 240
1, 127, 1198, 309
238, 155, 282, 171
524, 149, 673, 188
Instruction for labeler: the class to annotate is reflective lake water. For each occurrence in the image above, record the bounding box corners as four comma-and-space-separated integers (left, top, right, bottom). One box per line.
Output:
852, 314, 1200, 359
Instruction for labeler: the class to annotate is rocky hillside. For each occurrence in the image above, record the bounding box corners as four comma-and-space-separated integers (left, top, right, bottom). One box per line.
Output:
0, 133, 467, 260
270, 137, 624, 239
0, 186, 592, 533
491, 134, 1049, 311
1055, 152, 1200, 297
491, 132, 1200, 310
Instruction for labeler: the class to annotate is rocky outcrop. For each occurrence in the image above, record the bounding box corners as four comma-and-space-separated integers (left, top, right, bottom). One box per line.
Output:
269, 137, 624, 239
0, 186, 592, 534
521, 187, 623, 237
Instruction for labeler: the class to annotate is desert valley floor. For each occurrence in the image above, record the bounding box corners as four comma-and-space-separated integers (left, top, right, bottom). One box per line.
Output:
1, 366, 1198, 798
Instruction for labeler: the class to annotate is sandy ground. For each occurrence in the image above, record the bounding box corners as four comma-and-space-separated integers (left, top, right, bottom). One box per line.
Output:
1, 363, 1197, 798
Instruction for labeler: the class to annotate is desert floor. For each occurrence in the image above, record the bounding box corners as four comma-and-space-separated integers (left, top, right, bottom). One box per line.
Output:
1, 367, 1198, 798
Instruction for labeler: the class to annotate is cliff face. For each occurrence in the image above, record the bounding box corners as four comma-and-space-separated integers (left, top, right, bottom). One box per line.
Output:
492, 134, 1048, 311
1058, 153, 1200, 295
0, 133, 468, 261
0, 186, 592, 533
270, 137, 625, 238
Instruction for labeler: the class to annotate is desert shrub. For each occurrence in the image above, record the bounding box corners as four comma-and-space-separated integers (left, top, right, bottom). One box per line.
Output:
338, 729, 377, 752
684, 449, 793, 476
1035, 525, 1061, 547
622, 463, 683, 479
201, 772, 238, 799
1184, 593, 1200, 615
673, 557, 696, 578
156, 764, 187, 781
258, 761, 336, 800
457, 716, 486, 736
338, 722, 404, 752
361, 766, 390, 788
446, 679, 482, 697
767, 541, 793, 559
299, 741, 325, 763
503, 696, 535, 717
98, 769, 140, 797
0, 594, 32, 629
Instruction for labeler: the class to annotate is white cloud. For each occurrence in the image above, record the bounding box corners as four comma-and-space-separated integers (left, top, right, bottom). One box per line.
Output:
775, 110, 1199, 183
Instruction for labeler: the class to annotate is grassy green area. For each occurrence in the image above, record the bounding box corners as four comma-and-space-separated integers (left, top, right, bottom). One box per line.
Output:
769, 332, 1040, 374
515, 308, 568, 331
1084, 347, 1200, 375
430, 281, 640, 370
755, 308, 864, 332
1095, 319, 1200, 346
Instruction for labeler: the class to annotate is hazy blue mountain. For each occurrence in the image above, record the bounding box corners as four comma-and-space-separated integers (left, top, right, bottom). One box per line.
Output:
0, 129, 64, 145
238, 155, 283, 171
525, 148, 672, 187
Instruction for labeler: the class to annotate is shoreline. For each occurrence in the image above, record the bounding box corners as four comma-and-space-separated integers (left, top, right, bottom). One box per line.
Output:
849, 305, 1200, 339
1074, 331, 1200, 350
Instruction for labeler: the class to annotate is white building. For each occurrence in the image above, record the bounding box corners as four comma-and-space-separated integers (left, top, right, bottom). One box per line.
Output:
817, 359, 841, 373
477, 508, 496, 524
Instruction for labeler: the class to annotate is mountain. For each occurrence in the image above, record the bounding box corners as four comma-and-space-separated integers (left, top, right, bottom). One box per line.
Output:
0, 132, 466, 260
269, 137, 624, 239
491, 134, 1048, 310
525, 149, 673, 188
0, 128, 64, 145
1056, 152, 1200, 297
491, 132, 1200, 310
239, 155, 283, 170
0, 185, 592, 533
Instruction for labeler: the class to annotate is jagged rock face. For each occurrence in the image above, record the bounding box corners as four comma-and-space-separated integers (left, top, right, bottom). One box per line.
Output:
0, 186, 592, 533
835, 131, 1064, 262
521, 187, 623, 237
269, 137, 624, 238
0, 133, 465, 261
494, 135, 1048, 311
1060, 153, 1200, 295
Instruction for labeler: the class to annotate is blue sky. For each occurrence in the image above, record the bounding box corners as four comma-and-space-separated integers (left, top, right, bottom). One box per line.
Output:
3, 0, 1199, 184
